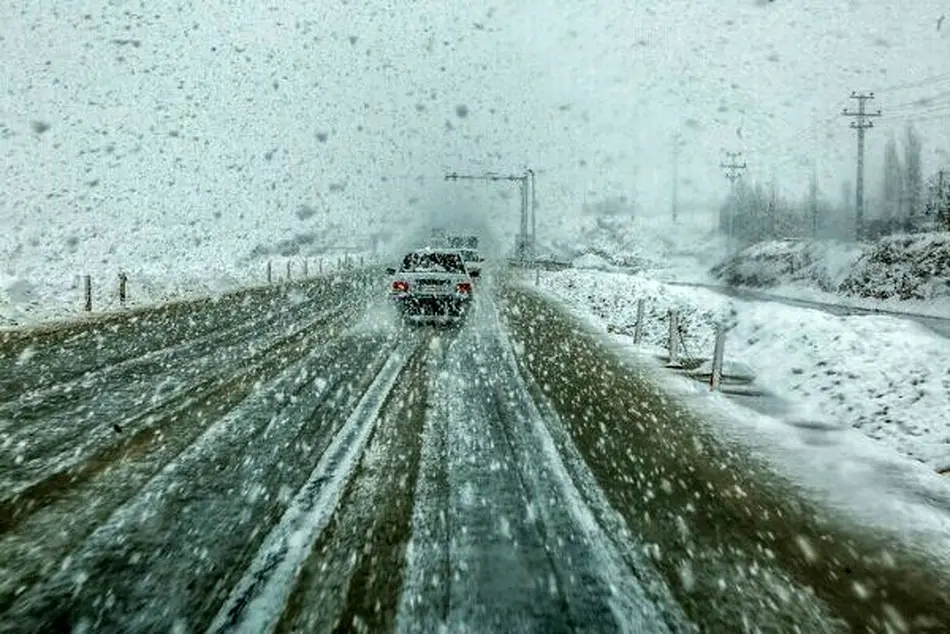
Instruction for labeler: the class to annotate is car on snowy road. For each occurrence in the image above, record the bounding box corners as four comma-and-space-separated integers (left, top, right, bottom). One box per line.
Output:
458, 248, 484, 278
386, 248, 475, 321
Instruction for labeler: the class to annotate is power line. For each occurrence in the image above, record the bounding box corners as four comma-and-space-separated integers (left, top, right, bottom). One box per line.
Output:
842, 91, 882, 240
720, 151, 747, 183
870, 71, 950, 96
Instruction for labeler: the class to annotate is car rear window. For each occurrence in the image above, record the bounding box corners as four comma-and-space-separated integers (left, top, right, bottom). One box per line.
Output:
401, 252, 466, 273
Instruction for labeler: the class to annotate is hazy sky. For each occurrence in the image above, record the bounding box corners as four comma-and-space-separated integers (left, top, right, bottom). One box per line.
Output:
3, 0, 949, 267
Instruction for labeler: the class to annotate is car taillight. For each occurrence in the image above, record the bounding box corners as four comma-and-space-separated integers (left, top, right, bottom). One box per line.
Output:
456, 282, 472, 293
392, 280, 409, 292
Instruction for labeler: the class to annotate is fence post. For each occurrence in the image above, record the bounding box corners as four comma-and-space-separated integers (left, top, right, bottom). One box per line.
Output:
319, 258, 323, 274
266, 261, 272, 284
667, 309, 680, 366
118, 272, 128, 307
83, 275, 92, 312
303, 259, 309, 277
710, 323, 726, 391
360, 255, 364, 267
286, 260, 291, 281
633, 299, 645, 344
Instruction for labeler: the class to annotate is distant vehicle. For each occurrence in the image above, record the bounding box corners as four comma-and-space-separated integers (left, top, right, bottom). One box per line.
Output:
386, 248, 475, 321
458, 248, 484, 277
429, 228, 448, 247
447, 234, 478, 250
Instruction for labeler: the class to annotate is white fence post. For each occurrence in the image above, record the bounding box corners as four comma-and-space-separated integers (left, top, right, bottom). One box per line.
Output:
710, 323, 726, 391
667, 309, 680, 367
633, 299, 645, 344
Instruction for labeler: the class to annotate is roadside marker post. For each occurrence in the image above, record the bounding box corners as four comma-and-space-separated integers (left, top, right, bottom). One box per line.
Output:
83, 275, 92, 312
710, 323, 726, 391
118, 272, 128, 307
667, 309, 680, 367
634, 299, 645, 344
266, 261, 272, 284
286, 260, 291, 281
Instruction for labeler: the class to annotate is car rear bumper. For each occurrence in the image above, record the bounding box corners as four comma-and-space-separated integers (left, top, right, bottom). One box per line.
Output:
391, 294, 471, 315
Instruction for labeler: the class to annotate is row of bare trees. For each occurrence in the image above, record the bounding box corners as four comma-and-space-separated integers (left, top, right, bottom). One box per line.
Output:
719, 124, 949, 243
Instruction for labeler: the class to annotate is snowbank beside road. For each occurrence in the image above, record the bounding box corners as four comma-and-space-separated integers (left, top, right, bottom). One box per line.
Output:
537, 268, 950, 471
709, 233, 950, 316
841, 232, 950, 301
710, 239, 863, 292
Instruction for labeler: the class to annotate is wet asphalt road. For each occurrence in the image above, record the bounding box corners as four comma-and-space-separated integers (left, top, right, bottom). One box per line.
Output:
0, 272, 948, 633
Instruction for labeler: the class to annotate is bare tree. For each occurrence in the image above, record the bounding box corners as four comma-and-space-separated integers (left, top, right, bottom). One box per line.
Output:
882, 135, 903, 220
904, 124, 923, 221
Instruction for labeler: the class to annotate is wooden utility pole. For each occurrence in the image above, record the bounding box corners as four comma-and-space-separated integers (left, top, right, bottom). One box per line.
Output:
672, 135, 684, 223
842, 92, 882, 240
720, 151, 747, 241
809, 164, 819, 237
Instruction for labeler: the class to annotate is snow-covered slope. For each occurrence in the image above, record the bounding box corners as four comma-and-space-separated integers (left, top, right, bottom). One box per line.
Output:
3, 0, 950, 323
708, 232, 950, 316
710, 239, 865, 291
841, 232, 950, 300
536, 267, 950, 471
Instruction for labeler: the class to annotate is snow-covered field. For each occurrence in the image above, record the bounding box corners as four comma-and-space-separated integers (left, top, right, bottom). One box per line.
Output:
0, 253, 370, 329
536, 267, 950, 473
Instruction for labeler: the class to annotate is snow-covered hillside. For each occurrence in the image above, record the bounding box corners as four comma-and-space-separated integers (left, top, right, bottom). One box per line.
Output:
4, 0, 950, 324
709, 232, 950, 315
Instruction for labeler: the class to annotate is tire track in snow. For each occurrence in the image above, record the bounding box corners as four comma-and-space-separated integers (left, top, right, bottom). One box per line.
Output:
397, 294, 678, 633
0, 299, 362, 536
207, 331, 421, 634
0, 299, 354, 503
0, 318, 385, 631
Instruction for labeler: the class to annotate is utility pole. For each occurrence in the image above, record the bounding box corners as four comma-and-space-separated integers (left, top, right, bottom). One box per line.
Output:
809, 163, 819, 238
445, 169, 533, 263
720, 151, 747, 242
671, 135, 684, 223
526, 169, 537, 247
842, 92, 882, 240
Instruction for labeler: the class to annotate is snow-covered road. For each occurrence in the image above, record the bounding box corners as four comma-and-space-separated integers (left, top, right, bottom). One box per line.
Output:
1, 271, 948, 632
